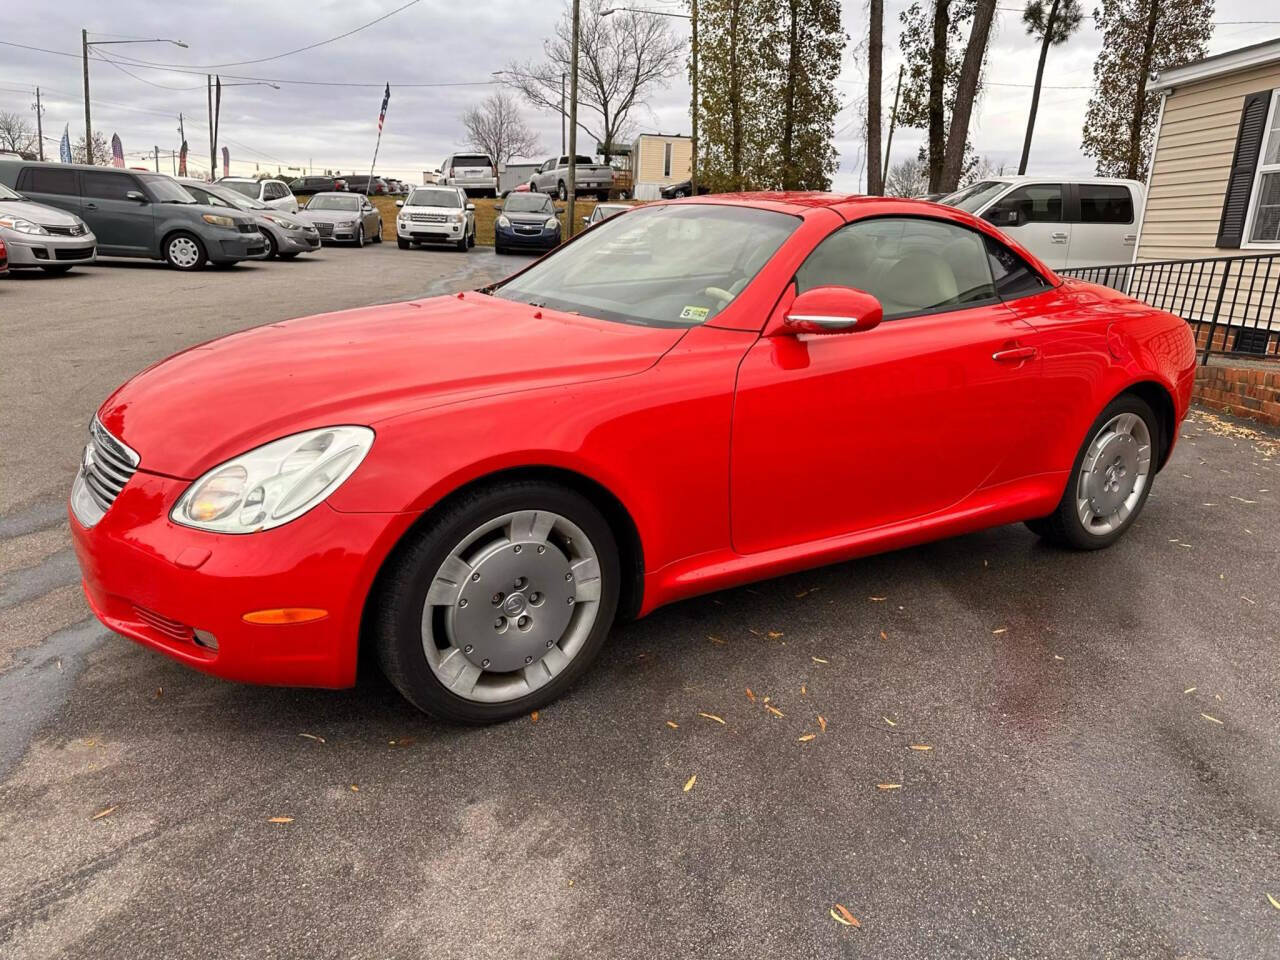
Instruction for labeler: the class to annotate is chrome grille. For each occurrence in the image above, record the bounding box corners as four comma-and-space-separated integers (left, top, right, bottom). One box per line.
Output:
314, 222, 334, 237
81, 418, 139, 514
133, 605, 195, 644
45, 224, 86, 237
410, 212, 448, 223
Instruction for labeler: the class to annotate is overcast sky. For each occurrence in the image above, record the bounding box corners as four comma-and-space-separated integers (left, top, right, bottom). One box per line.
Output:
2, 0, 1277, 187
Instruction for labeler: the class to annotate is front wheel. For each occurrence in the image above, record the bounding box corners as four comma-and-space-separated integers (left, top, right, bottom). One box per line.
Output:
372, 220, 383, 243
355, 224, 365, 248
1026, 394, 1158, 550
163, 232, 206, 271
397, 237, 410, 250
374, 482, 620, 723
263, 231, 279, 259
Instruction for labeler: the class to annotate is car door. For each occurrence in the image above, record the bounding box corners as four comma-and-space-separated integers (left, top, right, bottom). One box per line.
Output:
983, 183, 1070, 270
1067, 183, 1137, 267
730, 215, 1045, 555
79, 170, 154, 255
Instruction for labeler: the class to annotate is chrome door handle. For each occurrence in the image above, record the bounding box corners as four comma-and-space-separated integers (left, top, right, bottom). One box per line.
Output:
1050, 231, 1068, 243
992, 346, 1037, 363
84, 202, 98, 210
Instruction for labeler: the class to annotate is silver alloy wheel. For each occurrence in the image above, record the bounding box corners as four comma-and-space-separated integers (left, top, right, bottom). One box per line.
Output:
421, 510, 603, 703
168, 236, 201, 269
1076, 411, 1152, 536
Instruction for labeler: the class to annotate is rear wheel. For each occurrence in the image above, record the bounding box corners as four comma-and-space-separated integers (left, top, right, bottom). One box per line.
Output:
163, 232, 206, 271
557, 182, 567, 201
374, 481, 620, 723
1026, 394, 1158, 550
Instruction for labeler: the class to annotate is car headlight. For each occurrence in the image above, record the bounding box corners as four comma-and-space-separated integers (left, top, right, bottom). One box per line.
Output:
450, 212, 465, 223
496, 214, 511, 228
171, 426, 374, 534
202, 213, 237, 228
545, 217, 560, 230
0, 216, 49, 236
264, 214, 301, 230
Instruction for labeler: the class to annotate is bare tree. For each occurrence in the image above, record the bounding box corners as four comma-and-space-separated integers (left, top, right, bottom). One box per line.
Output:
501, 0, 683, 162
461, 90, 542, 167
0, 111, 38, 158
72, 133, 113, 166
885, 156, 929, 197
940, 0, 997, 191
867, 0, 884, 194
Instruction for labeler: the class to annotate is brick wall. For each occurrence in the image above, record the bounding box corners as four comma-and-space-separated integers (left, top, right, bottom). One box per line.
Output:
1194, 365, 1280, 426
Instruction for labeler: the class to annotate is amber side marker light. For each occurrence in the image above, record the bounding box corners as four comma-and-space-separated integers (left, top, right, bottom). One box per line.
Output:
242, 608, 329, 625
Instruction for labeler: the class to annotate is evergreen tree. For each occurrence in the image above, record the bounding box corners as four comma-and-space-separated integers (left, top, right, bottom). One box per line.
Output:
1018, 0, 1083, 174
1081, 0, 1213, 180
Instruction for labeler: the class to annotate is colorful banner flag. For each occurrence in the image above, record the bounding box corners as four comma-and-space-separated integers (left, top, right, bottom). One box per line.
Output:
378, 83, 390, 133
110, 133, 124, 168
221, 146, 230, 178
178, 141, 188, 176
59, 124, 71, 163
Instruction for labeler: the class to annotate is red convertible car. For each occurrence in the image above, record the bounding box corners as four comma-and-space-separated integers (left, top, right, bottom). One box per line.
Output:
70, 194, 1197, 722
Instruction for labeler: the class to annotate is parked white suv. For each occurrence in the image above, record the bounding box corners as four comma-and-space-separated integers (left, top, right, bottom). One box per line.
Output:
940, 177, 1144, 269
395, 184, 476, 251
217, 177, 299, 214
440, 154, 497, 198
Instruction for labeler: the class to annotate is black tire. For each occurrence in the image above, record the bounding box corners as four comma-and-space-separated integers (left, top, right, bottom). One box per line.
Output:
372, 220, 383, 243
355, 224, 365, 248
397, 237, 410, 250
557, 182, 567, 201
39, 265, 73, 275
494, 244, 505, 255
1026, 393, 1160, 550
673, 189, 686, 199
373, 480, 621, 723
467, 229, 476, 249
263, 231, 279, 259
597, 191, 610, 202
162, 231, 207, 272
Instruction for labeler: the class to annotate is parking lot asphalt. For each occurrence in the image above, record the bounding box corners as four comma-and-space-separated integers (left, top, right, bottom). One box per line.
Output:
2, 249, 1279, 959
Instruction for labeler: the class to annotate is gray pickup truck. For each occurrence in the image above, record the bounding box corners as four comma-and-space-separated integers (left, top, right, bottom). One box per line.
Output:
529, 155, 615, 201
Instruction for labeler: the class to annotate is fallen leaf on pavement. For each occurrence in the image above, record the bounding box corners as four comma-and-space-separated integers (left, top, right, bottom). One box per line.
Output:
707, 635, 726, 645
765, 705, 784, 718
909, 744, 932, 751
767, 631, 784, 639
798, 733, 816, 742
530, 711, 539, 724
746, 688, 756, 702
299, 733, 325, 743
683, 775, 697, 792
883, 717, 897, 726
876, 783, 902, 790
350, 785, 359, 792
1201, 713, 1223, 724
699, 712, 725, 724
817, 715, 827, 732
811, 656, 829, 664
832, 903, 861, 927
992, 627, 1007, 635
879, 630, 887, 641
869, 596, 886, 602
267, 817, 294, 824
666, 720, 679, 729
1184, 686, 1197, 694
1268, 892, 1280, 911
90, 806, 117, 821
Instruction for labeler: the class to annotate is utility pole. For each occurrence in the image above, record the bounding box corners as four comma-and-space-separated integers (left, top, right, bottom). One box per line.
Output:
690, 0, 698, 195
882, 65, 903, 187
208, 75, 217, 180
561, 73, 566, 154
566, 0, 581, 239
153, 145, 160, 172
82, 30, 93, 164
32, 87, 45, 161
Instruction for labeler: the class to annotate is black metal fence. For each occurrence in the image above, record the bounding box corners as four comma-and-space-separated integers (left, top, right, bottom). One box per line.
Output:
1060, 253, 1280, 365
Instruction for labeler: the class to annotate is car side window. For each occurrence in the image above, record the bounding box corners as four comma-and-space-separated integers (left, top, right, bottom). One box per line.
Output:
994, 184, 1064, 224
795, 217, 997, 320
984, 236, 1051, 300
82, 171, 139, 201
1078, 184, 1134, 224
18, 167, 78, 195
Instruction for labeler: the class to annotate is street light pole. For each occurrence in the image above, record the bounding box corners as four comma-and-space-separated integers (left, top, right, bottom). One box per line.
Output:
81, 33, 188, 166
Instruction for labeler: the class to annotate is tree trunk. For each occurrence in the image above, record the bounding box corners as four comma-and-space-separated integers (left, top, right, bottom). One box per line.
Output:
867, 0, 884, 194
927, 0, 950, 192
940, 0, 996, 191
780, 0, 800, 189
1126, 0, 1160, 180
1018, 0, 1059, 175
730, 0, 742, 186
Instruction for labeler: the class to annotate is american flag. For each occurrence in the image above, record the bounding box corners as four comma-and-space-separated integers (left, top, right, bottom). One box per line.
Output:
110, 133, 124, 168
378, 83, 390, 133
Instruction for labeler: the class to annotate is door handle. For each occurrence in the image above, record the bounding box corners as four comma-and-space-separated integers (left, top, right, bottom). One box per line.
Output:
992, 346, 1037, 363
84, 202, 98, 210
1050, 231, 1068, 243
1123, 234, 1137, 245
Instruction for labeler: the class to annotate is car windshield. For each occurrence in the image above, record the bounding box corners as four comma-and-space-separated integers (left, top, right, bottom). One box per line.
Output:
199, 184, 265, 210
0, 182, 25, 201
504, 194, 553, 213
940, 180, 1010, 212
220, 180, 259, 199
493, 204, 798, 328
308, 195, 361, 211
139, 175, 196, 204
407, 188, 460, 208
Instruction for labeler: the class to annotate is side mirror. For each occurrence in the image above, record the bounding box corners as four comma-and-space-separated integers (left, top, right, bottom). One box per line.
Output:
125, 190, 147, 203
773, 285, 883, 336
465, 203, 475, 211
395, 199, 404, 207
582, 215, 591, 224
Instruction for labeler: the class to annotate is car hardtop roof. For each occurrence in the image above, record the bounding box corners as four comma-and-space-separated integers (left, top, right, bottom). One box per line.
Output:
0, 159, 159, 175
966, 174, 1145, 187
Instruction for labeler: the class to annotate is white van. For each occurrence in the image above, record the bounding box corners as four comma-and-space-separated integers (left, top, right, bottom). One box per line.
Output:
940, 177, 1144, 270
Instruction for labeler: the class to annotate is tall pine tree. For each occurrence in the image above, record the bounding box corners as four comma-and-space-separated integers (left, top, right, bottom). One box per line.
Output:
1081, 0, 1213, 180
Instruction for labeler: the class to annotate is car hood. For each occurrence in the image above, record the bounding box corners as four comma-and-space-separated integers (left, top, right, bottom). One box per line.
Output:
98, 293, 687, 478
401, 205, 464, 215
503, 209, 556, 223
295, 209, 360, 223
0, 198, 84, 228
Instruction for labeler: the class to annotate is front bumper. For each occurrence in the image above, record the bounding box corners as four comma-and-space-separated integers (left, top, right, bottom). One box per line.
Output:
397, 218, 466, 243
211, 229, 269, 262
495, 223, 559, 250
447, 177, 497, 194
1, 230, 97, 267
276, 227, 321, 254
70, 471, 413, 689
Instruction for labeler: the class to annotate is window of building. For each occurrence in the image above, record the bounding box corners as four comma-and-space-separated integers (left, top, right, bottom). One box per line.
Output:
663, 142, 672, 178
1247, 90, 1280, 244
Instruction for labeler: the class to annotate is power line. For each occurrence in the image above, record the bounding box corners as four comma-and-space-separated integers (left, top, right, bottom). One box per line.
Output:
92, 53, 206, 91
101, 0, 425, 70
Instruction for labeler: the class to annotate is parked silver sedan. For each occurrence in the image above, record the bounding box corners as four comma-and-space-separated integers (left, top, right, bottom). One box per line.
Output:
294, 192, 383, 246
0, 181, 96, 274
179, 179, 321, 260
